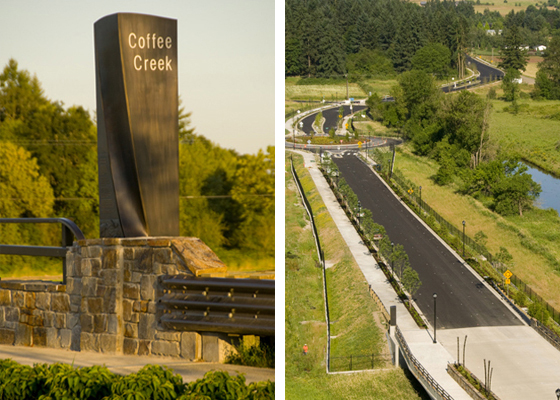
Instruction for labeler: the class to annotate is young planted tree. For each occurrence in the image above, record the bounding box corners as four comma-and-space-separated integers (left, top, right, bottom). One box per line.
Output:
402, 266, 422, 301
391, 243, 410, 279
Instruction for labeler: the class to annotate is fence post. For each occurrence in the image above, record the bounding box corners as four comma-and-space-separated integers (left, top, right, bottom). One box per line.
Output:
350, 355, 352, 371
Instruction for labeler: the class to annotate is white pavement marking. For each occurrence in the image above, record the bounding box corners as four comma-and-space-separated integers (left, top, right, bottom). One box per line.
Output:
292, 150, 471, 400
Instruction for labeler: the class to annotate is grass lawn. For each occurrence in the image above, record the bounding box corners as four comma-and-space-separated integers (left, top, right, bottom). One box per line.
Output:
488, 99, 560, 177
216, 248, 275, 273
285, 152, 425, 399
390, 145, 560, 309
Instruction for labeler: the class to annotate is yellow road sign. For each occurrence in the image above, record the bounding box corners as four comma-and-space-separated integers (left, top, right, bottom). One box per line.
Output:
503, 269, 513, 279
505, 278, 511, 285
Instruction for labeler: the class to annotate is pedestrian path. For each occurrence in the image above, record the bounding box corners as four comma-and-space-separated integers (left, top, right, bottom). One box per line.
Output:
293, 150, 471, 400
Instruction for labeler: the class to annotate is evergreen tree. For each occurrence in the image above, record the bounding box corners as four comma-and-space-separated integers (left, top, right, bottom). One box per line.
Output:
499, 24, 529, 72
533, 35, 560, 99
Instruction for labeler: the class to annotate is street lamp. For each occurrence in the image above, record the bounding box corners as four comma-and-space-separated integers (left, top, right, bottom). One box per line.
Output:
462, 220, 466, 258
433, 293, 438, 343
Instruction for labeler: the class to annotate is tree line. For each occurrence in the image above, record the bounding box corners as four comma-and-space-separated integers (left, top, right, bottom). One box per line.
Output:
286, 0, 560, 83
0, 59, 274, 274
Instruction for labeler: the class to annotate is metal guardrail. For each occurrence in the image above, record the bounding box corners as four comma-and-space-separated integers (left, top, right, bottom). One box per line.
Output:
158, 274, 275, 336
290, 155, 333, 372
0, 218, 85, 284
395, 326, 454, 400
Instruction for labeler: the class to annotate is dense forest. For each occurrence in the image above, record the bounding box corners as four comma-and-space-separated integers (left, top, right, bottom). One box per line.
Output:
0, 59, 274, 274
286, 0, 560, 80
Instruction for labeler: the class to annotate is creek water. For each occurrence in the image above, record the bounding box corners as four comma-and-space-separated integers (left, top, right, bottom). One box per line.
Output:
524, 163, 560, 214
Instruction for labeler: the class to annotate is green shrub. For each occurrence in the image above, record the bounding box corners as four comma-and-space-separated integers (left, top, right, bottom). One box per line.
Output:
225, 343, 275, 369
0, 360, 274, 400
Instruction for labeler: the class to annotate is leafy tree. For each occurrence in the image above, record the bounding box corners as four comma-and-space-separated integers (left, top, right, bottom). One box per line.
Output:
230, 147, 275, 255
493, 162, 541, 216
346, 49, 394, 78
396, 70, 441, 128
0, 141, 55, 273
390, 243, 410, 279
402, 266, 422, 300
498, 25, 529, 72
440, 91, 491, 168
501, 68, 522, 112
0, 60, 98, 238
411, 43, 452, 79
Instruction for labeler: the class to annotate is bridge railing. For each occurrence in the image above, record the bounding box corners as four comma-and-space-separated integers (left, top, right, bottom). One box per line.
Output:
0, 218, 85, 284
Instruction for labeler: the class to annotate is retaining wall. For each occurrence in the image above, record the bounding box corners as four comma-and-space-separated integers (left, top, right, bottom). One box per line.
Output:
0, 237, 263, 362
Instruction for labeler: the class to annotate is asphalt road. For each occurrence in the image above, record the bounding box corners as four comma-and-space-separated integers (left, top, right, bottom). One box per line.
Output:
333, 154, 522, 330
300, 105, 367, 134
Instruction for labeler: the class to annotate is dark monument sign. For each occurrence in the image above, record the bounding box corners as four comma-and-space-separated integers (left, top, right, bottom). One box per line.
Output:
95, 13, 179, 237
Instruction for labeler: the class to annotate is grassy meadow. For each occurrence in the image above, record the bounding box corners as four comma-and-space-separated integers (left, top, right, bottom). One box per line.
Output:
388, 145, 560, 309
286, 77, 366, 102
285, 152, 425, 399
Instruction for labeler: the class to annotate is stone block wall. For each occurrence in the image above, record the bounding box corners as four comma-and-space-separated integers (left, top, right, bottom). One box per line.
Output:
0, 237, 261, 362
0, 281, 71, 348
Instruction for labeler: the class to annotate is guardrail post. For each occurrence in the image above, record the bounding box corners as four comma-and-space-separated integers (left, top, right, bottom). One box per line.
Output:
61, 225, 74, 285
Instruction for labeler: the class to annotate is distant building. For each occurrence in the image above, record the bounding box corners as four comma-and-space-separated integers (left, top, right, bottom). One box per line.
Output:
487, 29, 496, 35
535, 45, 547, 52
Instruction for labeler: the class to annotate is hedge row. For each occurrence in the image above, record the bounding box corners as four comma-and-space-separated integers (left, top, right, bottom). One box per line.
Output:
0, 359, 274, 400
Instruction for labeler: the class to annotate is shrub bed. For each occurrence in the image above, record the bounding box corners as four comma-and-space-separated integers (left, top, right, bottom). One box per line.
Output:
0, 360, 274, 400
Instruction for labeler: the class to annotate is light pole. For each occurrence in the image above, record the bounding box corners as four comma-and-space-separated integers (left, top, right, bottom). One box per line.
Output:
433, 293, 438, 343
462, 220, 466, 258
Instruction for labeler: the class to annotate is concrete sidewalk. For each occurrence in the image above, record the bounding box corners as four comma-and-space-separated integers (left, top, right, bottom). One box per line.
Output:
0, 344, 274, 383
292, 150, 471, 400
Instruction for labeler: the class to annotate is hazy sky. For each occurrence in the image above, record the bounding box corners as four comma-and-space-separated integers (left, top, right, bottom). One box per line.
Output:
0, 0, 274, 155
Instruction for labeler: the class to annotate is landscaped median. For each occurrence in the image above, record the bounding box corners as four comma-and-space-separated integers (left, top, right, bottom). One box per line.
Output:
285, 152, 424, 399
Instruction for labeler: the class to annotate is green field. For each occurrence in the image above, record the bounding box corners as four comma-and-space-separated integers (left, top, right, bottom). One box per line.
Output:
286, 152, 425, 399
388, 145, 560, 309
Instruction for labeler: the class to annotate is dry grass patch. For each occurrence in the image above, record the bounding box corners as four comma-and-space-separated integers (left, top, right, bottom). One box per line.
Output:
286, 83, 365, 102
